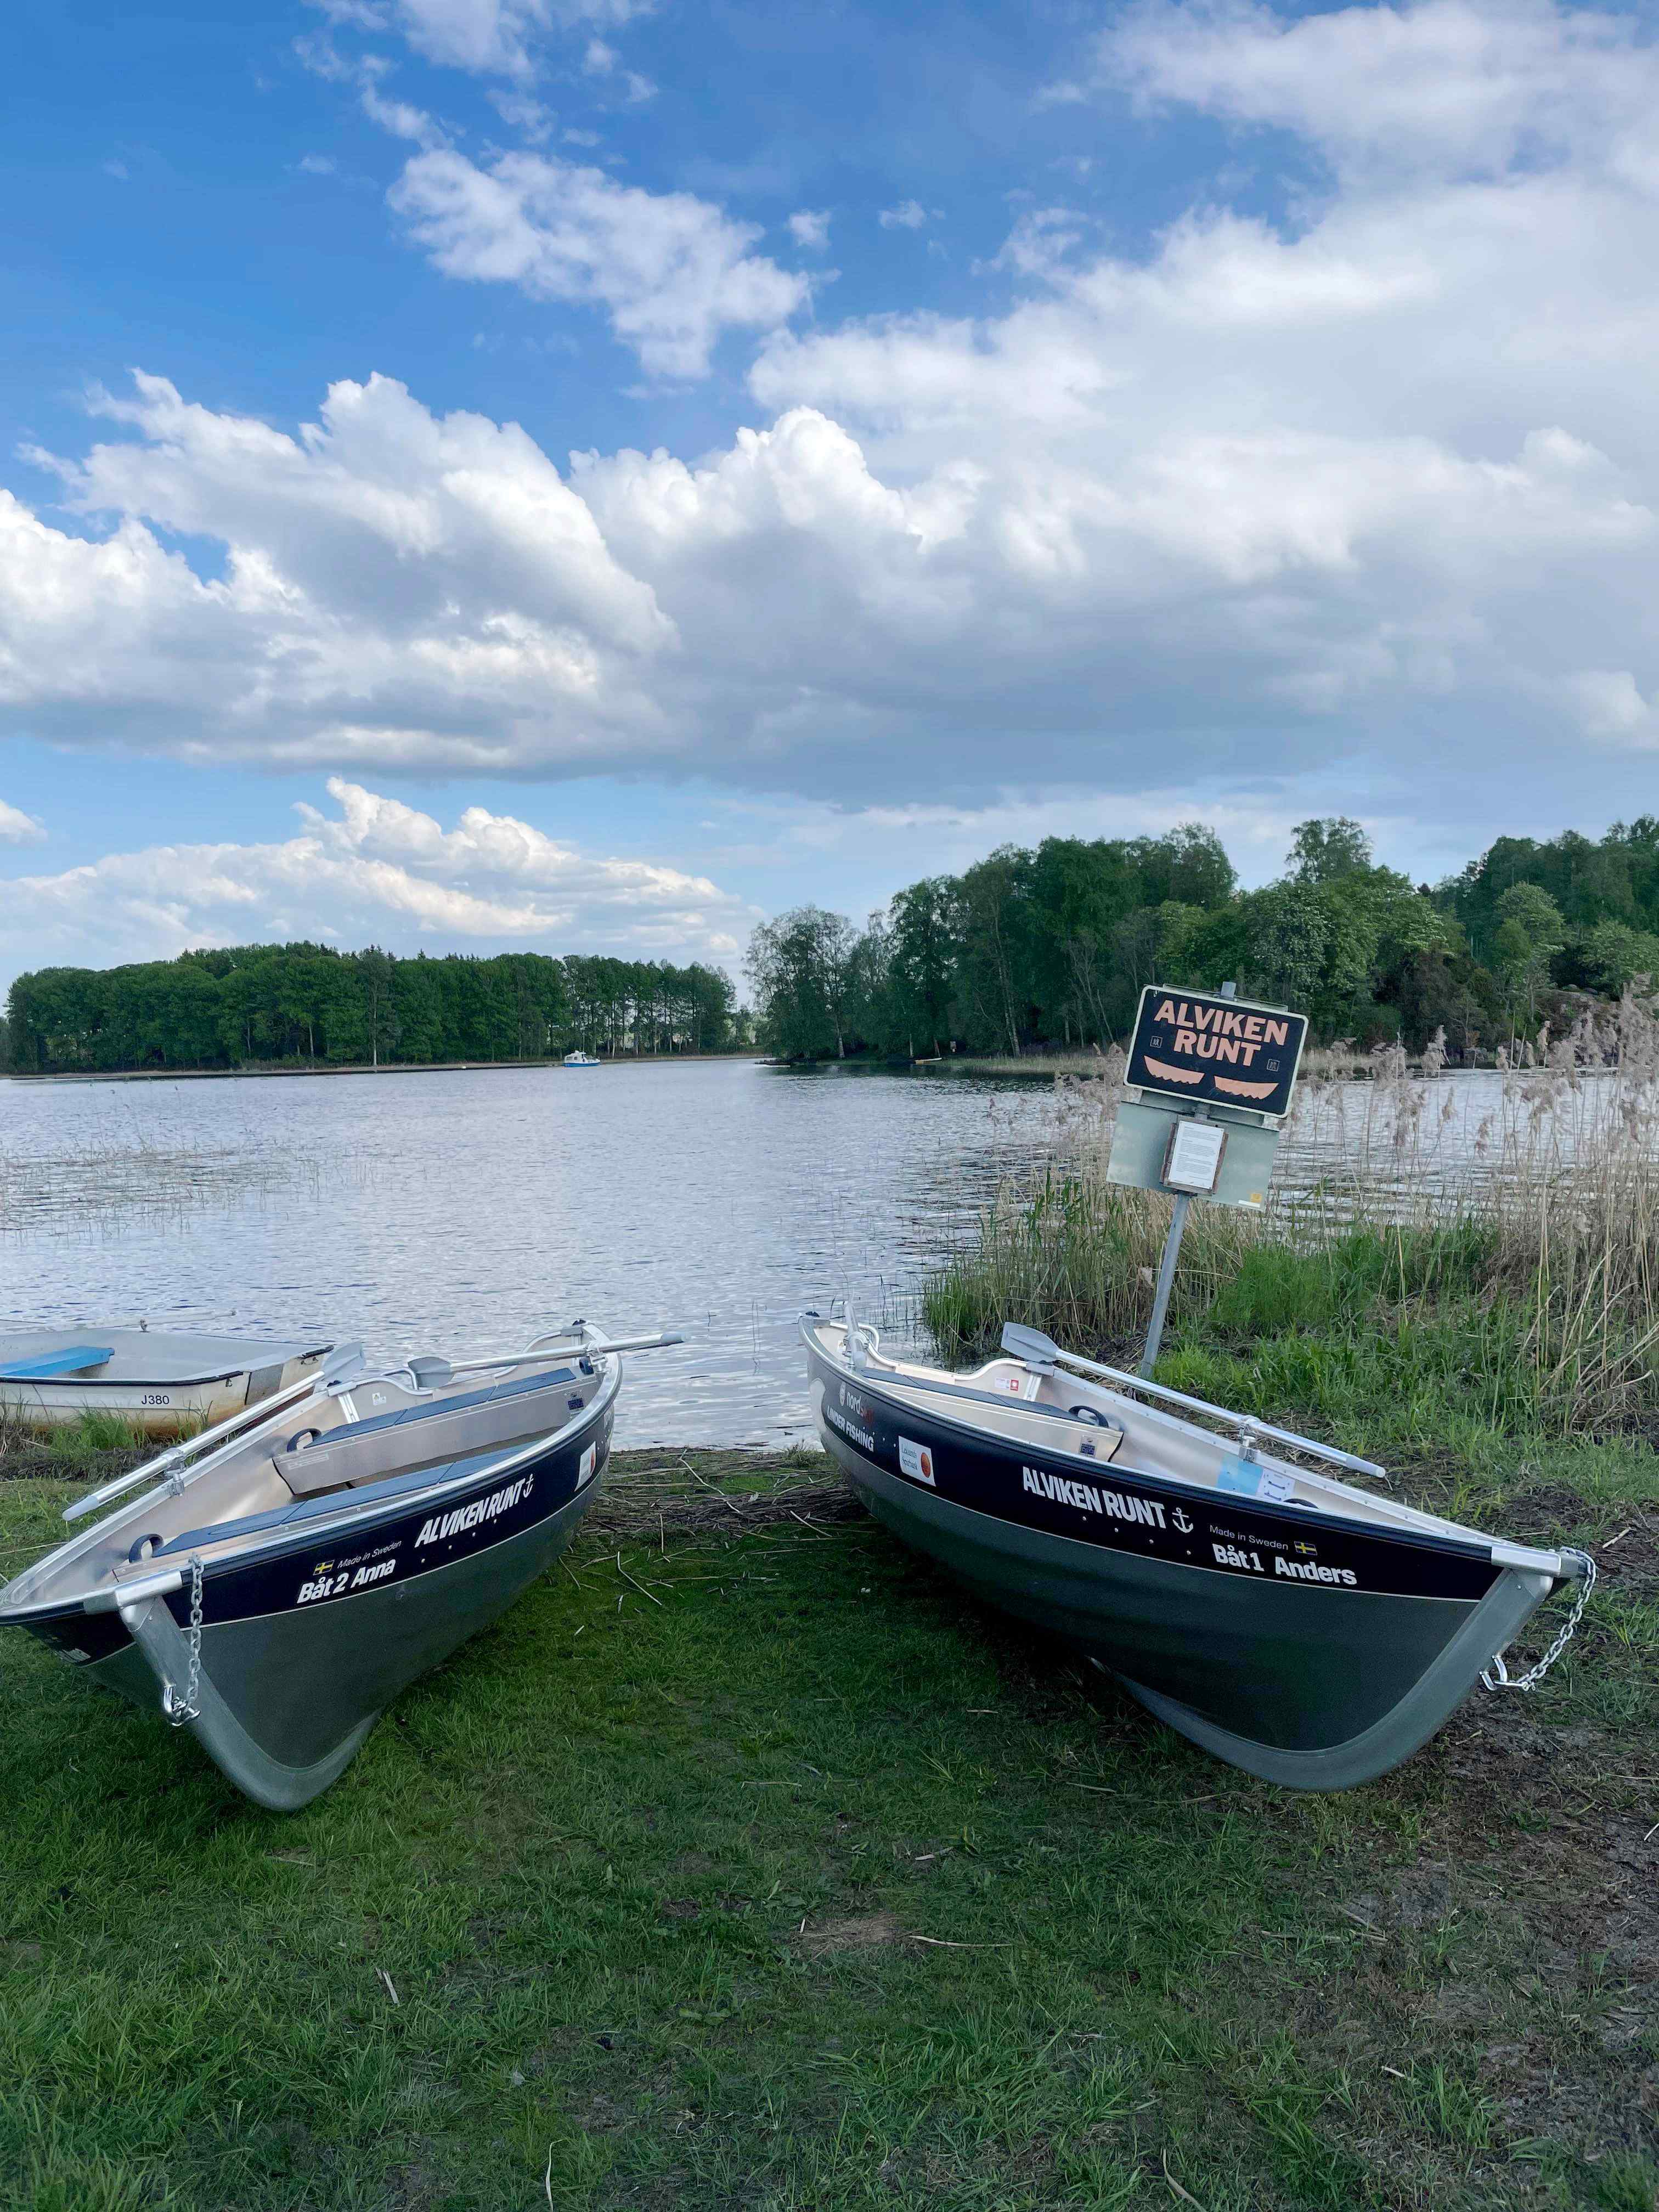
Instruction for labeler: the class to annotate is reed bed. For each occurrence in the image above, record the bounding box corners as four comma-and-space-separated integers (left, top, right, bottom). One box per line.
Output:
927, 994, 1659, 1433
921, 1167, 1265, 1355
0, 1405, 152, 1486
0, 1132, 325, 1235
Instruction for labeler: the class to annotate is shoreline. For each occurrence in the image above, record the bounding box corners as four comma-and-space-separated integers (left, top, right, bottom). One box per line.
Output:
0, 1436, 817, 1490
2, 1051, 766, 1085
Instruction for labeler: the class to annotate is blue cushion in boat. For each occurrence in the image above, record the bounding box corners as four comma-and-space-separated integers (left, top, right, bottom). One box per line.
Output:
1, 1346, 115, 1380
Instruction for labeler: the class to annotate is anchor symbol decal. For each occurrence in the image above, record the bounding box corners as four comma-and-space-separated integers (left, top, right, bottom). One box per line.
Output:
1172, 1508, 1193, 1534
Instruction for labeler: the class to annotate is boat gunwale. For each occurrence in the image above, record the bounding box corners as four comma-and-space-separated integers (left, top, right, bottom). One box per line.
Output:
801, 1318, 1561, 1581
1, 1358, 620, 1628
6, 1369, 281, 1392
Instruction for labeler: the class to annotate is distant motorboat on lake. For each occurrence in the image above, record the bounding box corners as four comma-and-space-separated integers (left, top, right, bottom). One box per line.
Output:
803, 1314, 1592, 1791
0, 1328, 332, 1436
563, 1049, 601, 1066
2, 1321, 681, 1807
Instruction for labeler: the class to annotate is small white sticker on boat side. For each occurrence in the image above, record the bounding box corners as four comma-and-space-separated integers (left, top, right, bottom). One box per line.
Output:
997, 1369, 1042, 1400
579, 1443, 597, 1482
898, 1436, 935, 1486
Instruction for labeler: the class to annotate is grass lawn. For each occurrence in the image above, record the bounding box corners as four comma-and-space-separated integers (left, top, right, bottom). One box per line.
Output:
1, 1407, 1655, 2210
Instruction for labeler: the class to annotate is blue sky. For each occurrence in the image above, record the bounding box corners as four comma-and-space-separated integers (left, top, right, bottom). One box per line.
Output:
5, 0, 1659, 984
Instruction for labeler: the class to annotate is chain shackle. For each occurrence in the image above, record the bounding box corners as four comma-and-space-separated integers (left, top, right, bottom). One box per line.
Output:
163, 1554, 205, 1727
1482, 1548, 1597, 1694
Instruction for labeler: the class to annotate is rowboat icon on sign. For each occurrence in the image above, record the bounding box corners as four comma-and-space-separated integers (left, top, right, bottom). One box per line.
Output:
1139, 1052, 1281, 1104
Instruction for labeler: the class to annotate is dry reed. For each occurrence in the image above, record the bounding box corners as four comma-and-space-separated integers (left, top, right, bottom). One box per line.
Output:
929, 992, 1659, 1430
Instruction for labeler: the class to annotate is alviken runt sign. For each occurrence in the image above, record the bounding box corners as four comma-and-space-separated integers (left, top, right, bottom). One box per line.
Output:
1125, 985, 1307, 1119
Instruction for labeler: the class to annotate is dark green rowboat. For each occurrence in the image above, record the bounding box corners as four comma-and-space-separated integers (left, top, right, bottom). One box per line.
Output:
803, 1314, 1592, 1789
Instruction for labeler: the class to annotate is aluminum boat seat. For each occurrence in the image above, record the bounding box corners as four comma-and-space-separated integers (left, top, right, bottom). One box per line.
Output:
1064, 1410, 1125, 1462
278, 1367, 581, 1500
155, 1444, 516, 1558
331, 1366, 579, 1444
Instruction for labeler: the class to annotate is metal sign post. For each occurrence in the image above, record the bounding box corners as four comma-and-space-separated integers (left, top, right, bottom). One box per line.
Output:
1140, 1140, 1199, 1379
1109, 981, 1307, 1377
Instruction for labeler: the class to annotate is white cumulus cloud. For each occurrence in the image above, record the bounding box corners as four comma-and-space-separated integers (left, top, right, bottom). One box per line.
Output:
0, 799, 44, 845
389, 148, 810, 375
312, 0, 650, 82
877, 199, 934, 230
1096, 0, 1649, 179
10, 0, 1659, 846
0, 778, 751, 983
787, 208, 832, 251
1562, 668, 1659, 744
6, 370, 672, 771
360, 83, 448, 148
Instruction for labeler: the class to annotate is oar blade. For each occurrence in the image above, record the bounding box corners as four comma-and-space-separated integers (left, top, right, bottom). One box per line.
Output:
1001, 1322, 1062, 1369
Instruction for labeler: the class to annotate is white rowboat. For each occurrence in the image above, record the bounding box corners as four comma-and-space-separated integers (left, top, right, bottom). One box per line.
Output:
0, 1329, 332, 1436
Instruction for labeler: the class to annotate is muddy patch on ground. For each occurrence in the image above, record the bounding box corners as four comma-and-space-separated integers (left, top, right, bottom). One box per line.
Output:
1293, 1703, 1659, 2190
796, 1909, 903, 1956
592, 1450, 861, 1544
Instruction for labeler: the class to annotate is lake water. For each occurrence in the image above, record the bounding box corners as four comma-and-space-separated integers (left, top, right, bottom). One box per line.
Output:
3, 1058, 1626, 1443
0, 1062, 1064, 1446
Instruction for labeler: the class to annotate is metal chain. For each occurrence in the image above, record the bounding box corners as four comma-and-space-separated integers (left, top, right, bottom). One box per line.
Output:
165, 1555, 205, 1727
1482, 1548, 1597, 1692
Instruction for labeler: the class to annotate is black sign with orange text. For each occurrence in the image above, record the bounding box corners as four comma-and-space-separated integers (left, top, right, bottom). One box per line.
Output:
1126, 988, 1306, 1117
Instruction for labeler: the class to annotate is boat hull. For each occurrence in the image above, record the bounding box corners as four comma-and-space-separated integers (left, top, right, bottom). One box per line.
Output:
24, 1402, 612, 1809
807, 1347, 1553, 1789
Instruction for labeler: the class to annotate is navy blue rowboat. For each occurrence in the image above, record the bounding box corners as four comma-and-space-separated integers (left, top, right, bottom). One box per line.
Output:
803, 1314, 1593, 1789
2, 1323, 680, 1808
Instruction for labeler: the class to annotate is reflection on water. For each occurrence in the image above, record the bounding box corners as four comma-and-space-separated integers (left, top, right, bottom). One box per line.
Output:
0, 1063, 1062, 1446
8, 1060, 1620, 1442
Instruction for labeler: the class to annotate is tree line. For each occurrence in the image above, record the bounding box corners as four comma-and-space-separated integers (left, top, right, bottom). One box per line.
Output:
746, 816, 1659, 1062
10, 814, 1655, 1076
2, 944, 742, 1074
